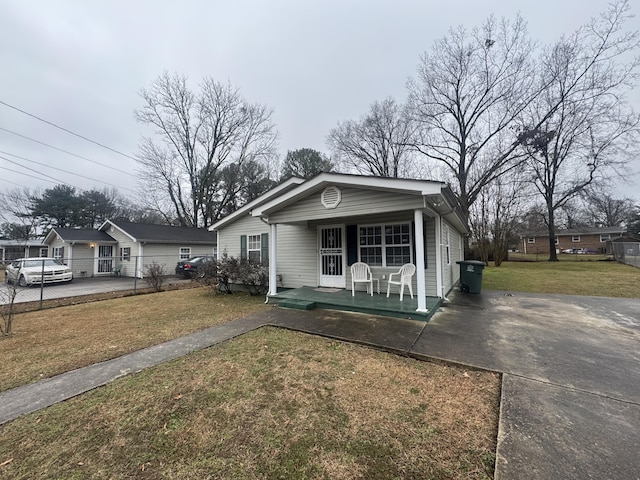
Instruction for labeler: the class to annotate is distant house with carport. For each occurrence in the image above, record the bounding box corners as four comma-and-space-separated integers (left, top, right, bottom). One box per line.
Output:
43, 220, 217, 277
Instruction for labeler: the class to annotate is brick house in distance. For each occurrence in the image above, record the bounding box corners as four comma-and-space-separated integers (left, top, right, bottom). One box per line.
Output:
520, 227, 626, 255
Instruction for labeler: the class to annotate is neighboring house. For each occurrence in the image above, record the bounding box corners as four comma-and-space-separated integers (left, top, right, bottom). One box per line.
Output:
43, 221, 217, 277
0, 239, 47, 262
520, 227, 626, 255
212, 173, 468, 313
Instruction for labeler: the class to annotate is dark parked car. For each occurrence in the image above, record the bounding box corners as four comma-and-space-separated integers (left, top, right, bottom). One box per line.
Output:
175, 256, 214, 278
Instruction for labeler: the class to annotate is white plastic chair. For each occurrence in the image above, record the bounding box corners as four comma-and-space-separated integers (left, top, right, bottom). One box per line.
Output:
386, 263, 416, 301
350, 262, 379, 296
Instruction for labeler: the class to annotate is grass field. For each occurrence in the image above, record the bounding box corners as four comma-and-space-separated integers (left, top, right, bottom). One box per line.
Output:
482, 258, 640, 298
0, 288, 268, 392
0, 327, 499, 479
3, 256, 634, 478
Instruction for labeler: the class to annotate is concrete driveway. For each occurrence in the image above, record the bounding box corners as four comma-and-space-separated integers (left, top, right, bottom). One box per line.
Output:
411, 291, 640, 480
1, 276, 193, 304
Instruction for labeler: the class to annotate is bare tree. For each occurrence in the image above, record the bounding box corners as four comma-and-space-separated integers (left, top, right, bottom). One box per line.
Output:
135, 72, 278, 228
327, 97, 416, 178
517, 0, 640, 261
0, 187, 39, 238
469, 173, 529, 266
580, 188, 636, 227
1, 267, 21, 336
407, 14, 538, 224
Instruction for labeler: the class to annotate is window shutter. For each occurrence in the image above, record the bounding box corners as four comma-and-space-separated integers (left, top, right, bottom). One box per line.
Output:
261, 233, 269, 265
346, 225, 358, 266
240, 235, 247, 260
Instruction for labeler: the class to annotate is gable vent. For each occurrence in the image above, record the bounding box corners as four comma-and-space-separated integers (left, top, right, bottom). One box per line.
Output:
321, 186, 342, 209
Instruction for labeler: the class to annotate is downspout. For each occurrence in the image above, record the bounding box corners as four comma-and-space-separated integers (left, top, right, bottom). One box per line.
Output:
259, 217, 278, 302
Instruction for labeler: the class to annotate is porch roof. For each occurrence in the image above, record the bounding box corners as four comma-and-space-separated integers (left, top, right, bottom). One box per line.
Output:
251, 172, 468, 234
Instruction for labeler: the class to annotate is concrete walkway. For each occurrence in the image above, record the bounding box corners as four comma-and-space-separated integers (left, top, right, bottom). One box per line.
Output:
1, 290, 639, 479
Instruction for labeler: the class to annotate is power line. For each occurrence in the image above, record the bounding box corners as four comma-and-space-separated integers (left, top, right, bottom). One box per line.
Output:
0, 150, 136, 193
0, 164, 64, 186
0, 99, 139, 161
0, 155, 78, 188
0, 127, 134, 176
0, 176, 29, 189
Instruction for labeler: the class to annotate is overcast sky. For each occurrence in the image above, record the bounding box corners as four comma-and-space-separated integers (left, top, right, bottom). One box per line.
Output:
1, 0, 639, 202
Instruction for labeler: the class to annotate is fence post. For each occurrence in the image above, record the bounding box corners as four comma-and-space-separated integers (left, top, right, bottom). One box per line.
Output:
39, 258, 45, 310
134, 256, 138, 292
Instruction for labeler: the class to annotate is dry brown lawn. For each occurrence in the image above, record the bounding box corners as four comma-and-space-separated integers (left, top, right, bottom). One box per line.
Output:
0, 327, 500, 479
0, 287, 268, 391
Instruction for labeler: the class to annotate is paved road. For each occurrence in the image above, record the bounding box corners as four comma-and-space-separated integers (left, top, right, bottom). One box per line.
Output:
1, 276, 192, 304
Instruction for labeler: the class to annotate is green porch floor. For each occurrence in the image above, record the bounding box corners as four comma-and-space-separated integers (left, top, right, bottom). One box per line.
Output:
269, 286, 441, 321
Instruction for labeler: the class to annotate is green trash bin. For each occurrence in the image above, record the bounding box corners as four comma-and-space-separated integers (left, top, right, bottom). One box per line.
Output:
456, 260, 486, 293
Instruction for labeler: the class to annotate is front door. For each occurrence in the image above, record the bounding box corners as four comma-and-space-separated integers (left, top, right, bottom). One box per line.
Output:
318, 225, 345, 288
97, 245, 113, 274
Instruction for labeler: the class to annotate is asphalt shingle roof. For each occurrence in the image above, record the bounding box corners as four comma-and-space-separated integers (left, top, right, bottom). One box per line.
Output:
107, 221, 217, 245
52, 228, 117, 243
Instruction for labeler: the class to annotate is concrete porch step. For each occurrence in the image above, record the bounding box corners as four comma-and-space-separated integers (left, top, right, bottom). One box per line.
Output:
277, 299, 317, 310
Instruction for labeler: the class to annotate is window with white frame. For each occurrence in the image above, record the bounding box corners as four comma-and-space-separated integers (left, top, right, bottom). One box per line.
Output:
600, 234, 610, 242
52, 246, 64, 259
554, 237, 559, 245
443, 225, 451, 265
248, 234, 262, 262
179, 247, 191, 260
527, 237, 535, 243
359, 223, 411, 267
572, 235, 581, 242
120, 247, 131, 261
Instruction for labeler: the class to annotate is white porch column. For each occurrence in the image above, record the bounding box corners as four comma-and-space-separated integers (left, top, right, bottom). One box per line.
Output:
268, 223, 278, 296
414, 209, 428, 313
434, 215, 444, 299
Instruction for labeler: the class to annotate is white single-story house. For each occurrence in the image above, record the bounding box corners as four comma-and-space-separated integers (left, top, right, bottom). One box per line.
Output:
212, 173, 468, 314
43, 220, 217, 278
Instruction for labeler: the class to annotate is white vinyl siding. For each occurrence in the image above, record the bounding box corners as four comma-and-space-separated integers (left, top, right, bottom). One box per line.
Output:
216, 215, 269, 260
268, 187, 425, 224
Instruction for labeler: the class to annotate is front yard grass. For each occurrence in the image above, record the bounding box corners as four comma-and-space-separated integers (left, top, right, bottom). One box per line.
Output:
482, 259, 640, 297
0, 288, 268, 392
0, 327, 500, 479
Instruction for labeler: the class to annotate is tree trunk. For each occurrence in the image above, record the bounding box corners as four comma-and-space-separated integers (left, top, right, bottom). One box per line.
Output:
547, 201, 558, 262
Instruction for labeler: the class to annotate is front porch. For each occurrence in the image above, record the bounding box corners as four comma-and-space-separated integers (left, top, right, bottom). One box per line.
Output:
268, 286, 442, 321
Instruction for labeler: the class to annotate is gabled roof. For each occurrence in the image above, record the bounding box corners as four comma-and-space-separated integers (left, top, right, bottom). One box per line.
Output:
245, 172, 468, 233
211, 176, 305, 231
44, 228, 116, 245
100, 220, 217, 245
252, 173, 449, 217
